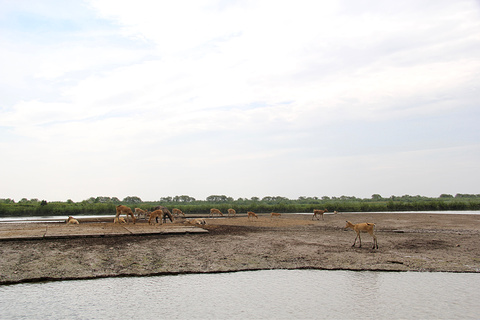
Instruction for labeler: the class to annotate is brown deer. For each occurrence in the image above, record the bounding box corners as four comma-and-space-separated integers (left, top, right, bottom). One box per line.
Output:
148, 210, 174, 225
247, 211, 258, 220
115, 205, 136, 224
312, 209, 328, 221
210, 208, 223, 217
270, 212, 281, 218
66, 216, 79, 224
172, 208, 185, 217
134, 208, 149, 220
345, 221, 379, 249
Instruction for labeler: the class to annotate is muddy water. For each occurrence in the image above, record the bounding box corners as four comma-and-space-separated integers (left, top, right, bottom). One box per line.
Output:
1, 270, 479, 319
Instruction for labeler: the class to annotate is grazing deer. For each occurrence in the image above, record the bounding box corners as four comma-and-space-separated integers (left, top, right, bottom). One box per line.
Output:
148, 210, 174, 225
247, 211, 258, 220
134, 208, 149, 220
172, 208, 185, 217
153, 206, 174, 223
115, 205, 136, 224
270, 212, 281, 218
210, 208, 223, 217
148, 210, 163, 225
345, 221, 379, 249
227, 208, 236, 217
312, 209, 328, 221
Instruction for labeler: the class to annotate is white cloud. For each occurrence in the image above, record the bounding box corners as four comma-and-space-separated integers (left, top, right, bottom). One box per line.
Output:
33, 44, 150, 80
1, 0, 479, 201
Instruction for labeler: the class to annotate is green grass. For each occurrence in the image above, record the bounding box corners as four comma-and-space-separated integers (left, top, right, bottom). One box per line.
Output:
1, 194, 479, 217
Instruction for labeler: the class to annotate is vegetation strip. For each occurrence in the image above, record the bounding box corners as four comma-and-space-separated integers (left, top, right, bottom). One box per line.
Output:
1, 193, 479, 217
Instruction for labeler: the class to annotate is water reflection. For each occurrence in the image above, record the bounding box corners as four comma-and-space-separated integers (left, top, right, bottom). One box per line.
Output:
0, 270, 479, 319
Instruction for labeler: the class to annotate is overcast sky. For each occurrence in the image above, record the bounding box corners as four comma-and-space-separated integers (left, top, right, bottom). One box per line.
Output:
1, 0, 479, 202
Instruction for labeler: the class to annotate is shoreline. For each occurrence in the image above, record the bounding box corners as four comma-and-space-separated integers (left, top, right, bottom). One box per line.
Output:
5, 265, 477, 287
1, 212, 479, 285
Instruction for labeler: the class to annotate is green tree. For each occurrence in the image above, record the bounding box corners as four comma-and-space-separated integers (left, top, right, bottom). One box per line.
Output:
85, 197, 96, 204
371, 194, 382, 200
173, 195, 196, 202
123, 196, 142, 203
206, 195, 231, 202
95, 196, 113, 203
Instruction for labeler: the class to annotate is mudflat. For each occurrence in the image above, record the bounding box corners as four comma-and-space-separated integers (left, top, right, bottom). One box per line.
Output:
0, 212, 479, 285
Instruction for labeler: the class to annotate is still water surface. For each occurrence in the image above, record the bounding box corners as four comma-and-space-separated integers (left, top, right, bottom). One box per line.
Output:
1, 270, 479, 319
0, 211, 478, 223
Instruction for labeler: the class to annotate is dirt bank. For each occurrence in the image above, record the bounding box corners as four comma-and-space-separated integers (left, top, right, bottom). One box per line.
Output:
0, 212, 479, 285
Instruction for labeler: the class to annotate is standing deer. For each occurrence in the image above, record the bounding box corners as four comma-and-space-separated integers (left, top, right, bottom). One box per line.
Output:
345, 221, 379, 249
312, 209, 328, 221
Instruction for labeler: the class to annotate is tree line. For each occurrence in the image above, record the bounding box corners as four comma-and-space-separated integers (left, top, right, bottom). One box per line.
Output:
0, 194, 479, 217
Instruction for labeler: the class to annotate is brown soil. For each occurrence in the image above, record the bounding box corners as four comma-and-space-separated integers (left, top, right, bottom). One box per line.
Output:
1, 212, 479, 285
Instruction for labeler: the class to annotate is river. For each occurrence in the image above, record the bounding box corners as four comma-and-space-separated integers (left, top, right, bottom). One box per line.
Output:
0, 210, 478, 223
1, 270, 478, 319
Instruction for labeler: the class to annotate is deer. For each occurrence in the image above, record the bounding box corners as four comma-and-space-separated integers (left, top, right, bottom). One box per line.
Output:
148, 209, 174, 225
345, 220, 379, 249
312, 209, 328, 221
134, 208, 149, 220
227, 208, 236, 217
210, 208, 223, 217
191, 218, 207, 225
247, 211, 258, 220
152, 206, 174, 223
114, 217, 127, 224
115, 205, 136, 224
66, 216, 79, 224
172, 208, 185, 217
270, 212, 281, 218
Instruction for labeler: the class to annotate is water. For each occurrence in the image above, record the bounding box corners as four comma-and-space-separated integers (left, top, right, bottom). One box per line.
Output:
0, 211, 478, 223
1, 270, 479, 319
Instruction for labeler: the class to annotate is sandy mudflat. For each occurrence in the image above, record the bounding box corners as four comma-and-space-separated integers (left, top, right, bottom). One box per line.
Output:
0, 212, 479, 285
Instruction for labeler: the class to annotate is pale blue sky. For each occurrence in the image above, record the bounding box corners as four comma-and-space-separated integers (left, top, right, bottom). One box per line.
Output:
1, 0, 479, 202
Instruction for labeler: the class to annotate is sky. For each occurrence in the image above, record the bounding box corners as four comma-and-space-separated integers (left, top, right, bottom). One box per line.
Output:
1, 0, 479, 202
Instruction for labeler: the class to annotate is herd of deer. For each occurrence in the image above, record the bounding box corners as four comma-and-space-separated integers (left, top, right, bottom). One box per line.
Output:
66, 205, 379, 249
